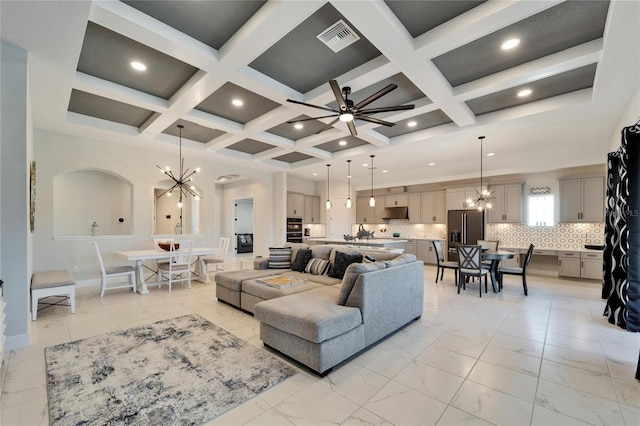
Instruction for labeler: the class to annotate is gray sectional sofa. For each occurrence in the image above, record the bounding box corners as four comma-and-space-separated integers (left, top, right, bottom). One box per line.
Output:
214, 243, 424, 375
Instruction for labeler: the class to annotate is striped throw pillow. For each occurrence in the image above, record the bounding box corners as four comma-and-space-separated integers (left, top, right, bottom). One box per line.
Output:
304, 258, 331, 275
268, 247, 292, 269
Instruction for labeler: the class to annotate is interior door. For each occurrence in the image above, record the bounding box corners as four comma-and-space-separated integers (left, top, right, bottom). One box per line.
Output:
328, 198, 349, 240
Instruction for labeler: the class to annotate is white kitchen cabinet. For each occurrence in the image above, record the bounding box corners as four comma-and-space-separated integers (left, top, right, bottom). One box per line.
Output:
404, 239, 418, 257
408, 193, 421, 224
417, 240, 438, 265
287, 193, 304, 218
420, 190, 446, 223
385, 194, 409, 207
558, 251, 581, 278
560, 177, 604, 223
447, 187, 484, 210
303, 195, 321, 224
500, 248, 521, 268
488, 184, 522, 223
356, 197, 384, 223
581, 251, 603, 280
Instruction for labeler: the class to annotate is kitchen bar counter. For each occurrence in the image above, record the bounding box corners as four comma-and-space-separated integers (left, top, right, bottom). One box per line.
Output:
304, 237, 407, 247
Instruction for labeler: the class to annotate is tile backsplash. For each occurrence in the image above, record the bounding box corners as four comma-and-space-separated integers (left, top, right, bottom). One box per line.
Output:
350, 220, 605, 250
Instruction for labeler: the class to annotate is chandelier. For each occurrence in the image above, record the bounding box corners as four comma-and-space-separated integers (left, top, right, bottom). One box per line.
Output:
156, 124, 201, 209
467, 136, 494, 211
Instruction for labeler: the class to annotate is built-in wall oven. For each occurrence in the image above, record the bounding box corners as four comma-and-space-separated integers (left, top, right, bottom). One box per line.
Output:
287, 217, 303, 243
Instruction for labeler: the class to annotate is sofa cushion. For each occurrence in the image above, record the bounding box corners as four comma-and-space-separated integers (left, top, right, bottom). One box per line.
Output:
215, 269, 279, 291
269, 247, 292, 269
254, 286, 362, 343
286, 271, 341, 286
311, 245, 333, 260
291, 248, 312, 272
242, 278, 322, 301
383, 253, 418, 268
304, 258, 331, 275
337, 261, 387, 305
329, 251, 363, 279
284, 242, 310, 264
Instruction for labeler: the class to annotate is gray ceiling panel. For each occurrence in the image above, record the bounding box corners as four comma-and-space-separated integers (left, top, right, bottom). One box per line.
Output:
122, 1, 266, 49
314, 136, 369, 154
249, 3, 381, 93
467, 63, 598, 116
432, 1, 610, 86
272, 152, 315, 164
375, 110, 453, 138
267, 115, 329, 141
77, 22, 199, 99
195, 82, 280, 124
226, 139, 276, 155
385, 1, 487, 38
163, 120, 226, 144
68, 89, 155, 127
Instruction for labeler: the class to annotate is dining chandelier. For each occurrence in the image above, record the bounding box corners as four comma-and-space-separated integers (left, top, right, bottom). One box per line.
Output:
467, 136, 493, 211
369, 155, 376, 207
156, 124, 201, 209
345, 159, 352, 208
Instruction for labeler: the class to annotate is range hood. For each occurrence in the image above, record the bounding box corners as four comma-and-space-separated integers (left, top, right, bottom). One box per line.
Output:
382, 206, 409, 220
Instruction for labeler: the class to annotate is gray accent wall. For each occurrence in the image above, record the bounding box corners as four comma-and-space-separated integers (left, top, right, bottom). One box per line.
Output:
1, 42, 30, 350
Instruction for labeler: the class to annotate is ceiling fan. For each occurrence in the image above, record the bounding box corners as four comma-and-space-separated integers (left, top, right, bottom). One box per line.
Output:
286, 80, 415, 136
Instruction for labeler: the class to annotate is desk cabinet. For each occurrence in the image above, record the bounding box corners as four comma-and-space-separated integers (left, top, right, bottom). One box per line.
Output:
560, 177, 604, 222
580, 251, 603, 280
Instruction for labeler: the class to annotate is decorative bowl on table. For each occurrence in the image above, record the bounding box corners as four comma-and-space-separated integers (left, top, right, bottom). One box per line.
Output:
158, 242, 179, 251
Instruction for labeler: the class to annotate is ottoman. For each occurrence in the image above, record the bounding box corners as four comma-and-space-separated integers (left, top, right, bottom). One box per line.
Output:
241, 277, 322, 314
215, 268, 276, 308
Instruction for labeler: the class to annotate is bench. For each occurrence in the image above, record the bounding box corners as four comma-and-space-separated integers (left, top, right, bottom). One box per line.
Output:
31, 270, 76, 321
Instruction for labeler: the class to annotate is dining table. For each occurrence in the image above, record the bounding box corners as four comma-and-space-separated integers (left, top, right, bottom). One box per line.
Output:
482, 250, 515, 293
117, 247, 220, 294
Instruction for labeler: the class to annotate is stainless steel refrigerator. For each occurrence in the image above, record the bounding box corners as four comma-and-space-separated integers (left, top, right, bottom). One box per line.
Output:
447, 209, 485, 261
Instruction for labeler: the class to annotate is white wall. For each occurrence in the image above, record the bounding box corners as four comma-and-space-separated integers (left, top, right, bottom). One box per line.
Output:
609, 82, 640, 151
33, 130, 274, 281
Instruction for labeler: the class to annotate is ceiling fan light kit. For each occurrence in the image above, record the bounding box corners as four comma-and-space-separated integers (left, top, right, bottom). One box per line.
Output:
286, 80, 415, 136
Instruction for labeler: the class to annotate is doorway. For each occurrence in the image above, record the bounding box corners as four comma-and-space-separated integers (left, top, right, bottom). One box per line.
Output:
234, 197, 254, 255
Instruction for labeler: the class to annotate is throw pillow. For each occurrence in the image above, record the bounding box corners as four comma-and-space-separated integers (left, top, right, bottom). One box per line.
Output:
268, 247, 292, 269
337, 261, 387, 305
304, 258, 331, 275
329, 251, 363, 279
245, 234, 252, 244
363, 254, 376, 263
291, 248, 312, 272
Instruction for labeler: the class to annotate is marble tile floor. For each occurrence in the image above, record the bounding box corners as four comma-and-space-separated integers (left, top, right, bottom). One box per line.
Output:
2, 259, 639, 425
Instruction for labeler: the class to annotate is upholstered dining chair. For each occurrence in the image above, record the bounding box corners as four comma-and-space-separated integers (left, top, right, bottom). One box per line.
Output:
93, 241, 136, 297
157, 240, 193, 292
432, 240, 458, 284
478, 239, 499, 269
457, 244, 490, 297
204, 237, 230, 274
498, 244, 534, 296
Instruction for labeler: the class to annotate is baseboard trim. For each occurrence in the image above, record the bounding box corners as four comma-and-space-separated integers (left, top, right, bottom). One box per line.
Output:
4, 332, 29, 352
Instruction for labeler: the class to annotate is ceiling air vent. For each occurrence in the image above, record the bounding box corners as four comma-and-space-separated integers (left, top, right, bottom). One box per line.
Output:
316, 20, 360, 53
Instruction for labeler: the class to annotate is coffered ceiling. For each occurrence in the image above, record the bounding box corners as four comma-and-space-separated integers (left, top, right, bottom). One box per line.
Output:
1, 1, 639, 189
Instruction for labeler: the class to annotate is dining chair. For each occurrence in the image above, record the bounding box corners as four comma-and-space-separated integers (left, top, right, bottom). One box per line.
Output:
456, 245, 490, 297
498, 244, 534, 296
478, 239, 499, 269
93, 241, 136, 297
204, 237, 230, 274
157, 240, 193, 292
432, 240, 458, 284
153, 238, 174, 266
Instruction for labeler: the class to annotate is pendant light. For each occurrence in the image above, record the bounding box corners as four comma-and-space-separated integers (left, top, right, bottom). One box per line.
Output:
467, 136, 494, 211
325, 164, 332, 209
345, 160, 352, 208
369, 155, 376, 207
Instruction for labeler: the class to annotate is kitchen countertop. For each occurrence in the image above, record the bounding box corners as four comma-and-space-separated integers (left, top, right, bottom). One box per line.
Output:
501, 246, 604, 253
304, 238, 407, 244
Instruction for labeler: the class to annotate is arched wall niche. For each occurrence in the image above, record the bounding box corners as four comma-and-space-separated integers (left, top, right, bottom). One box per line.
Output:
153, 178, 204, 235
53, 168, 133, 236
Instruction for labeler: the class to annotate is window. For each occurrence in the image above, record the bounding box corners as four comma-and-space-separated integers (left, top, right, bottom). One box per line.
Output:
528, 194, 554, 226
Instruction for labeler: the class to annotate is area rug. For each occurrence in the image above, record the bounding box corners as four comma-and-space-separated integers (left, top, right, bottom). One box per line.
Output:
45, 315, 297, 425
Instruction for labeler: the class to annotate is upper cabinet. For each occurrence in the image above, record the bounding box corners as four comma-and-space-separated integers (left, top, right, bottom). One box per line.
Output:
287, 193, 304, 218
447, 187, 481, 210
488, 184, 522, 223
408, 193, 421, 224
385, 194, 409, 207
303, 195, 321, 224
560, 176, 604, 222
420, 191, 446, 223
356, 197, 385, 224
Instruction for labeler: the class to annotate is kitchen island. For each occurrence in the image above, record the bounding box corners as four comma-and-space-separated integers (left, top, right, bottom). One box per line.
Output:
304, 237, 407, 252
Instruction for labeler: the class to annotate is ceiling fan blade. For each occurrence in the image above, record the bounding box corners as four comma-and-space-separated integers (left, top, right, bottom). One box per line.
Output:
329, 80, 348, 112
353, 83, 397, 110
287, 115, 339, 123
286, 98, 338, 113
356, 115, 396, 127
347, 120, 357, 136
358, 104, 415, 114
316, 118, 340, 134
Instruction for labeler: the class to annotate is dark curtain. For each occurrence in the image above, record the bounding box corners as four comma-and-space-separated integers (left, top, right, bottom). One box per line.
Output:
627, 125, 640, 332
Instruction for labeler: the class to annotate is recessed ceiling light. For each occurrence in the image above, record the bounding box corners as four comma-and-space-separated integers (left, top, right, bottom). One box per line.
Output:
407, 121, 417, 127
428, 162, 435, 166
501, 38, 520, 50
363, 163, 368, 167
294, 123, 303, 129
382, 170, 388, 173
517, 89, 532, 97
339, 140, 347, 146
232, 99, 243, 106
313, 173, 317, 176
130, 61, 146, 71
487, 153, 495, 157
